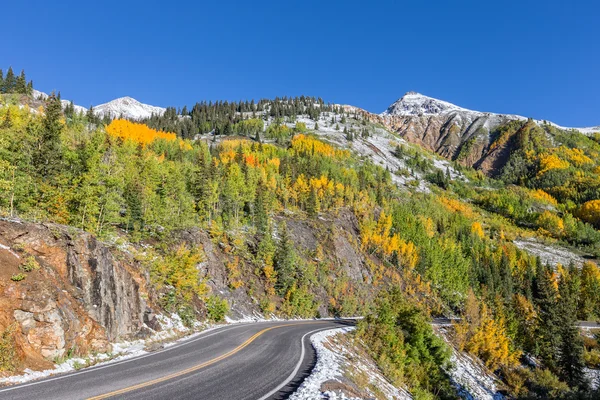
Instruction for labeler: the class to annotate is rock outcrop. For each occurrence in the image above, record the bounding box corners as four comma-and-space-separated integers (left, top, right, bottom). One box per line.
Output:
0, 220, 156, 369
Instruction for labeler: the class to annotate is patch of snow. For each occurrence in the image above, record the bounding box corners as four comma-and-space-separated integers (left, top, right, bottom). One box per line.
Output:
0, 313, 200, 386
436, 328, 504, 400
289, 327, 356, 400
290, 327, 411, 400
0, 243, 20, 259
585, 368, 600, 389
513, 238, 587, 268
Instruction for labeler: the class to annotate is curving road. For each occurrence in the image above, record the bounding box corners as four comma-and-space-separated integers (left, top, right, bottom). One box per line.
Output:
0, 320, 354, 400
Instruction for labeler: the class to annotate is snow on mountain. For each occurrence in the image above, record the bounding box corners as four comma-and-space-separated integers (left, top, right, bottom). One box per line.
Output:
32, 89, 88, 115
381, 91, 477, 117
380, 91, 600, 134
31, 90, 165, 121
93, 97, 166, 120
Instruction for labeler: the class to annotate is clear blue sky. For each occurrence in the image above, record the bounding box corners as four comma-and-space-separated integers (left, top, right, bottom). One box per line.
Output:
3, 0, 599, 126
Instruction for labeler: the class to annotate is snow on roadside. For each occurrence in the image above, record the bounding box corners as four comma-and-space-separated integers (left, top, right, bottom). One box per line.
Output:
290, 327, 411, 400
0, 313, 207, 386
436, 328, 504, 400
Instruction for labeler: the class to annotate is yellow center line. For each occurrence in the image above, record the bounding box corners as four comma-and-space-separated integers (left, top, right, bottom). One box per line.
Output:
86, 321, 327, 400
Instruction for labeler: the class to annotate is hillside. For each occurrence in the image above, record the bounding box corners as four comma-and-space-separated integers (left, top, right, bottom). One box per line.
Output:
1, 75, 600, 399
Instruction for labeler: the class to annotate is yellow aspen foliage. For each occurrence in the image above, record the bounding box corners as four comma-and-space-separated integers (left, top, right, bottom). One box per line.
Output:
529, 189, 558, 206
559, 146, 594, 167
106, 119, 178, 146
225, 257, 244, 289
420, 216, 436, 238
290, 134, 350, 159
455, 292, 521, 371
536, 210, 564, 237
263, 261, 277, 296
439, 196, 475, 218
471, 222, 485, 239
396, 239, 419, 270
577, 200, 600, 228
537, 153, 570, 176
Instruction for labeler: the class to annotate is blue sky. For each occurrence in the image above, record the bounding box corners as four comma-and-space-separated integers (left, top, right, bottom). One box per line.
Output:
3, 0, 599, 126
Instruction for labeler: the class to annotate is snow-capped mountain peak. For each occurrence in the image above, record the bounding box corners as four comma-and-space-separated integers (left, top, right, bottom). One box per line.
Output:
94, 96, 166, 120
381, 91, 476, 117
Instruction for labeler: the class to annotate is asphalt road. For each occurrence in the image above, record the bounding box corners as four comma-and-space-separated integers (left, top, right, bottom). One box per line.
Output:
0, 320, 354, 400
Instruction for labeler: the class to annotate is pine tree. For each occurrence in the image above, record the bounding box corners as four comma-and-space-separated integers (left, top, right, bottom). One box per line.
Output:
0, 69, 4, 93
15, 70, 27, 94
274, 222, 297, 295
26, 80, 33, 95
1, 108, 12, 129
557, 267, 587, 389
314, 122, 319, 130
534, 263, 561, 370
4, 67, 15, 93
34, 93, 64, 177
307, 188, 320, 217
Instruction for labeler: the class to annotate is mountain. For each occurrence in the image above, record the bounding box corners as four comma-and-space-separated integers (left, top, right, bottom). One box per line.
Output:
381, 91, 479, 117
32, 90, 165, 120
377, 92, 599, 174
93, 96, 166, 120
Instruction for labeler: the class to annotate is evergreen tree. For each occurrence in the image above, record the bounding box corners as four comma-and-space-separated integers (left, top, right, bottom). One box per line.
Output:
254, 182, 271, 237
307, 188, 320, 217
15, 70, 27, 94
3, 67, 15, 93
34, 93, 64, 177
534, 263, 561, 370
274, 222, 297, 295
557, 267, 587, 389
314, 122, 319, 130
1, 108, 12, 129
26, 80, 33, 95
86, 106, 98, 125
0, 69, 3, 92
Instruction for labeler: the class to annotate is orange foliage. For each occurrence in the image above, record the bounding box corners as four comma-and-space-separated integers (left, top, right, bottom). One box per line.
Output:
106, 119, 177, 146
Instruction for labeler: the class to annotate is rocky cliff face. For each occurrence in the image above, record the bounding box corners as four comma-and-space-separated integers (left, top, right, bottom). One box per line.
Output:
377, 92, 524, 174
0, 220, 157, 370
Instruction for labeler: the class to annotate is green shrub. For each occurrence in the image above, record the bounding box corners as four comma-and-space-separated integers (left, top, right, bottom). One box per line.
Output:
20, 256, 40, 272
206, 295, 229, 322
11, 273, 26, 282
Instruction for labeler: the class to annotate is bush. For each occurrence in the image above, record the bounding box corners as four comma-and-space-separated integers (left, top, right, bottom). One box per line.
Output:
206, 295, 229, 322
11, 273, 26, 282
356, 289, 453, 397
0, 324, 18, 371
20, 256, 40, 272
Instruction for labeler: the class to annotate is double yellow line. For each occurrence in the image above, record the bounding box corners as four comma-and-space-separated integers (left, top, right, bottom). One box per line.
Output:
87, 322, 324, 399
